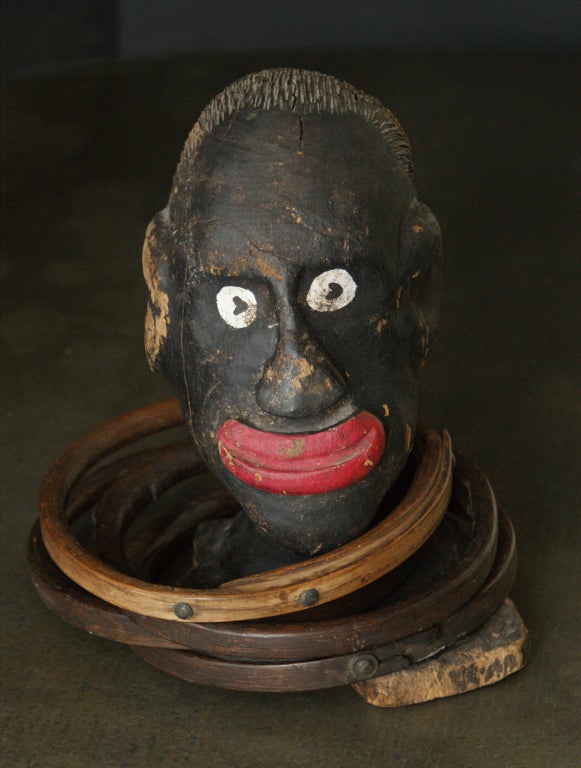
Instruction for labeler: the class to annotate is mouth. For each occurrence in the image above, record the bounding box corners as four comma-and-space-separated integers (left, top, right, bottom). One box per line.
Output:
217, 411, 385, 495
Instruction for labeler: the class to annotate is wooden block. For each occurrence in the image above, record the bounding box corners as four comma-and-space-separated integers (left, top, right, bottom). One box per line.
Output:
352, 598, 529, 707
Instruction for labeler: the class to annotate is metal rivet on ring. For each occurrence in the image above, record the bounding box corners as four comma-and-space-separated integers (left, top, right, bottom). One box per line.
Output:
350, 653, 379, 680
298, 588, 319, 607
173, 602, 193, 620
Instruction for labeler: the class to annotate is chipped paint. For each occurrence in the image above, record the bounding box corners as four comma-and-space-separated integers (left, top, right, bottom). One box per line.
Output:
249, 245, 283, 280
204, 349, 221, 365
142, 219, 170, 370
209, 262, 225, 276
277, 438, 305, 459
396, 284, 404, 309
291, 357, 314, 391
219, 441, 236, 469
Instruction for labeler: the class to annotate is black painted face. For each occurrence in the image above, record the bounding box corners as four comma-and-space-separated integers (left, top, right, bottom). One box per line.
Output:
168, 109, 431, 555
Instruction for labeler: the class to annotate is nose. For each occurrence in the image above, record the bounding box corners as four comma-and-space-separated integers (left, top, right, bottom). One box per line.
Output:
257, 321, 346, 419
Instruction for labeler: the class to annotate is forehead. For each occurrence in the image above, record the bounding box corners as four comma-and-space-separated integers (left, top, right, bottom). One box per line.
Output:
178, 109, 410, 276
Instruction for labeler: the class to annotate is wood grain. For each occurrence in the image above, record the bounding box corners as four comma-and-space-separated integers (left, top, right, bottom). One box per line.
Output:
128, 518, 516, 691
130, 452, 500, 659
352, 598, 529, 706
38, 400, 452, 622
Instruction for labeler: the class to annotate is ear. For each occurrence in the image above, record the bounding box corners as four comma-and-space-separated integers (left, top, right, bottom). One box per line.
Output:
396, 202, 443, 370
142, 207, 185, 384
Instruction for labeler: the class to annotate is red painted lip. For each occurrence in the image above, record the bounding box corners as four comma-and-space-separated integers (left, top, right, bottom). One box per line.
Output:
217, 412, 385, 495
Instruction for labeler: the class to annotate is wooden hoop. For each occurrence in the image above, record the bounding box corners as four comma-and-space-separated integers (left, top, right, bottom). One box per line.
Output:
38, 400, 452, 622
30, 451, 499, 658
129, 510, 516, 692
128, 452, 498, 659
29, 494, 515, 691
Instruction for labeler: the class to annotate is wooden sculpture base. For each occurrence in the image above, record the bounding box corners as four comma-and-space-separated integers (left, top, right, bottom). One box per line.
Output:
353, 598, 529, 706
29, 400, 529, 706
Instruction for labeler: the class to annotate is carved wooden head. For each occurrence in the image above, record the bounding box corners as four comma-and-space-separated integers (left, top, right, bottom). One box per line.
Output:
143, 69, 441, 555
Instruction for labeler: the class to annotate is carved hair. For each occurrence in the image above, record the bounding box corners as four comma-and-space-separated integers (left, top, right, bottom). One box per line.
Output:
176, 68, 414, 180
145, 70, 438, 377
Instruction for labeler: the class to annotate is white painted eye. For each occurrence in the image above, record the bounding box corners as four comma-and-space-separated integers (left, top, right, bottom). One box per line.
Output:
216, 286, 258, 328
306, 268, 357, 312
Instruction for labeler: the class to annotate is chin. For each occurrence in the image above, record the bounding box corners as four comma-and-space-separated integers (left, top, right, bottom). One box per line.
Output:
201, 421, 409, 555
226, 451, 404, 554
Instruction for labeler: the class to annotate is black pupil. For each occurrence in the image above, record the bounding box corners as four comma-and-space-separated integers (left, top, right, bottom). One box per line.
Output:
233, 296, 248, 315
326, 282, 343, 301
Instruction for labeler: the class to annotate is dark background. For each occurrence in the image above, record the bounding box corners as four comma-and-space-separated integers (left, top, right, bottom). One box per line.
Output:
2, 4, 580, 768
3, 0, 581, 76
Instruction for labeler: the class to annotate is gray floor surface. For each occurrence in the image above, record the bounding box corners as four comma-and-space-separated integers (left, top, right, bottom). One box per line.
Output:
2, 51, 580, 767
